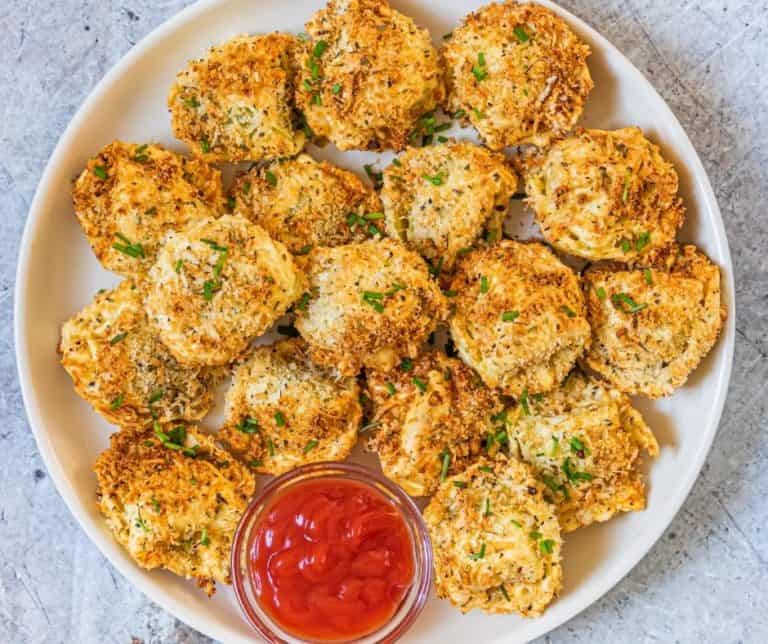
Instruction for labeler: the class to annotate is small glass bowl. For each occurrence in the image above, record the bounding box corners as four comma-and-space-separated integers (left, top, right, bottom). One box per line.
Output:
231, 461, 433, 644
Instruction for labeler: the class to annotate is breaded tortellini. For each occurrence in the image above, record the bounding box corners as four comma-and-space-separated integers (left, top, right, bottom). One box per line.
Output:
503, 370, 659, 532
143, 215, 305, 367
296, 0, 444, 150
59, 280, 219, 430
365, 350, 503, 497
381, 141, 518, 272
217, 338, 361, 475
424, 457, 562, 616
581, 243, 726, 398
231, 153, 383, 254
72, 141, 224, 277
94, 424, 255, 596
294, 239, 447, 375
448, 240, 591, 397
525, 127, 685, 260
168, 33, 306, 162
442, 1, 592, 149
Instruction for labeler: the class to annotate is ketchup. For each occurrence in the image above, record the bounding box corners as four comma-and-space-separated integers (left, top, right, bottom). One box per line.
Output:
249, 478, 415, 642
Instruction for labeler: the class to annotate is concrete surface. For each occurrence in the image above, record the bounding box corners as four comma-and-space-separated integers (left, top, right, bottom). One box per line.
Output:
1, 1, 766, 642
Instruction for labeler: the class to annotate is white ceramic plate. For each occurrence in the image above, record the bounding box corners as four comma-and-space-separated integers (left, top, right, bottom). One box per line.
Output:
15, 1, 735, 642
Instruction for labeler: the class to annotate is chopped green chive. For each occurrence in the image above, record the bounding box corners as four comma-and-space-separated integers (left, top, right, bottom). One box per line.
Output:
622, 169, 632, 203
109, 332, 127, 345
479, 465, 493, 473
443, 289, 458, 297
151, 498, 161, 512
174, 259, 184, 273
620, 238, 632, 253
456, 246, 475, 256
423, 172, 446, 186
483, 497, 492, 517
562, 457, 594, 483
480, 276, 489, 293
502, 310, 519, 322
266, 438, 276, 456
636, 230, 651, 252
296, 244, 313, 255
265, 170, 277, 186
611, 292, 647, 314
386, 382, 396, 396
248, 459, 263, 468
472, 107, 487, 120
203, 279, 217, 301
514, 26, 530, 42
93, 165, 108, 179
361, 290, 385, 313
296, 292, 311, 310
303, 439, 319, 454
413, 377, 427, 393
453, 480, 467, 489
569, 437, 585, 453
429, 256, 444, 277
312, 40, 328, 58
200, 138, 211, 153
452, 109, 467, 119
241, 180, 251, 196
596, 286, 607, 300
364, 164, 383, 187
540, 539, 555, 554
520, 388, 530, 416
113, 233, 145, 259
200, 528, 210, 546
560, 305, 576, 318
500, 584, 511, 601
469, 543, 486, 560
644, 268, 653, 284
440, 449, 451, 481
510, 519, 522, 528
110, 393, 124, 410
226, 195, 236, 211
332, 83, 341, 94
236, 417, 260, 434
274, 411, 286, 427
183, 97, 200, 109
400, 358, 413, 372
148, 389, 164, 404
472, 52, 488, 81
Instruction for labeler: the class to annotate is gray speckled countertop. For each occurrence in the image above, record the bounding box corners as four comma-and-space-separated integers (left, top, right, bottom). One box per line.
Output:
1, 1, 766, 643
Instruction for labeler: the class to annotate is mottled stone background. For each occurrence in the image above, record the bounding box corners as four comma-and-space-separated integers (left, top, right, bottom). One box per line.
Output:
1, 1, 766, 643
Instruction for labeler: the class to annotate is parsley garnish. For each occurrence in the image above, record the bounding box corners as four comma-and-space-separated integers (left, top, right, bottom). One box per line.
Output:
236, 417, 260, 434
113, 233, 145, 259
440, 449, 451, 481
611, 292, 647, 313
110, 332, 127, 345
469, 543, 486, 560
423, 171, 446, 186
520, 388, 530, 416
514, 26, 530, 42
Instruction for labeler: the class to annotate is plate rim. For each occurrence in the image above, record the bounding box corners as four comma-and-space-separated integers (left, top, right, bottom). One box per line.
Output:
13, 0, 736, 642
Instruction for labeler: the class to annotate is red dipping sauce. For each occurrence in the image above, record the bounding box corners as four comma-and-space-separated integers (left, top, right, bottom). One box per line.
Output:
248, 478, 416, 642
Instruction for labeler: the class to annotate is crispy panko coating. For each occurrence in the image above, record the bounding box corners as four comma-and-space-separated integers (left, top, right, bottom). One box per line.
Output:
381, 141, 519, 272
424, 457, 562, 616
442, 1, 592, 150
143, 214, 305, 367
581, 243, 726, 398
59, 281, 219, 430
72, 141, 224, 278
502, 370, 658, 532
365, 350, 503, 497
230, 153, 383, 254
525, 127, 685, 260
168, 33, 306, 162
94, 425, 255, 596
296, 0, 444, 150
448, 240, 591, 397
294, 239, 447, 376
217, 338, 361, 475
